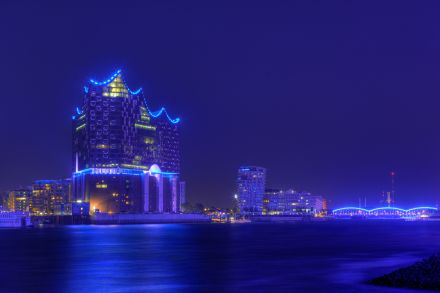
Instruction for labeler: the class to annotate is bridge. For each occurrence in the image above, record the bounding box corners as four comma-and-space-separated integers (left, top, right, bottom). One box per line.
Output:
332, 206, 438, 218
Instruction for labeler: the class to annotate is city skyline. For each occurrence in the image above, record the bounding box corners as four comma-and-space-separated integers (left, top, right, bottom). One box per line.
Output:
2, 2, 440, 292
3, 1, 440, 207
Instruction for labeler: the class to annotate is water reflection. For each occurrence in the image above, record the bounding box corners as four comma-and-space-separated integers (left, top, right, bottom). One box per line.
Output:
0, 222, 439, 292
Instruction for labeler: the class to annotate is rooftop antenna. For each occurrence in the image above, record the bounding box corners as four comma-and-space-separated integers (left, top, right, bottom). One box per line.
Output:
386, 192, 391, 207
390, 171, 396, 207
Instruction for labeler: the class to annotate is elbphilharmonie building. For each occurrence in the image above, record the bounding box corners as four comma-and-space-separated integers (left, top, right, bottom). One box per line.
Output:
71, 69, 183, 213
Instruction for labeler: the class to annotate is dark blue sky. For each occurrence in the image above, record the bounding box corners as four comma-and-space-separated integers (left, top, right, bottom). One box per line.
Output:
1, 0, 440, 208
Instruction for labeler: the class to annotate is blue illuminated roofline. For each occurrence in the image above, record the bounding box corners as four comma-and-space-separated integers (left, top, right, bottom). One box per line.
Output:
406, 207, 437, 211
332, 207, 369, 212
89, 69, 122, 86
85, 69, 180, 123
149, 107, 181, 124
143, 98, 180, 124
88, 69, 142, 95
72, 106, 83, 120
128, 87, 142, 95
73, 167, 178, 177
150, 170, 179, 175
369, 207, 406, 212
332, 206, 438, 213
34, 180, 59, 184
75, 70, 143, 119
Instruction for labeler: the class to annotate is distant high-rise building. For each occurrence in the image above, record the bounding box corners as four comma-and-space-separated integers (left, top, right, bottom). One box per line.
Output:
31, 179, 70, 215
71, 69, 184, 213
0, 191, 8, 211
8, 188, 32, 212
237, 166, 266, 215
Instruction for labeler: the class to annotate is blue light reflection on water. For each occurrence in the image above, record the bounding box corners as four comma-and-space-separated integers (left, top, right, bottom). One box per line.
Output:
0, 221, 440, 292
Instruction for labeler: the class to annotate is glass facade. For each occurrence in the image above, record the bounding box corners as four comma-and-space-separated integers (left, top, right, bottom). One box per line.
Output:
154, 114, 180, 173
73, 75, 158, 171
263, 189, 324, 215
72, 70, 183, 213
237, 166, 266, 215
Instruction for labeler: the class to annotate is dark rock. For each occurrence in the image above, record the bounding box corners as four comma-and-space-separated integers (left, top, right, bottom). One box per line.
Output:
369, 254, 440, 291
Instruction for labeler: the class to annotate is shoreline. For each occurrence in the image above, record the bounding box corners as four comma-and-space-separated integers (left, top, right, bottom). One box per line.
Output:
369, 254, 440, 291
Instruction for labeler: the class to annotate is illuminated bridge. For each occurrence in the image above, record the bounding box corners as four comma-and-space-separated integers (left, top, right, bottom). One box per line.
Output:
332, 206, 438, 218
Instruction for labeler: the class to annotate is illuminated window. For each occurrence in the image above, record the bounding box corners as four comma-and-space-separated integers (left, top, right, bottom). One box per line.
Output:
102, 76, 129, 98
144, 137, 155, 144
135, 123, 156, 131
76, 124, 86, 131
96, 183, 108, 189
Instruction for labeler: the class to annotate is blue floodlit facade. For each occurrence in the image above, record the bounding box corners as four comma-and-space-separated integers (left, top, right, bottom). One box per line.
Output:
71, 70, 183, 213
263, 189, 324, 215
237, 166, 266, 215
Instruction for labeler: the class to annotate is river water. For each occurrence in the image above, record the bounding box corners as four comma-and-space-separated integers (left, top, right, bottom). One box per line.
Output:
1, 221, 439, 292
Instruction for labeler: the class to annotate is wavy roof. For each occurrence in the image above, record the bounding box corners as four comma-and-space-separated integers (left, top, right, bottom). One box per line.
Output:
80, 69, 181, 124
89, 69, 142, 95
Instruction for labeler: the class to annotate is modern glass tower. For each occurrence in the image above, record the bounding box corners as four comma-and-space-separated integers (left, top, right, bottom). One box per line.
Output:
237, 166, 266, 215
71, 69, 183, 214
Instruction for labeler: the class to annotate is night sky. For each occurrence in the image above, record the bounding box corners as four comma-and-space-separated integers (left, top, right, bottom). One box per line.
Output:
2, 1, 440, 208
